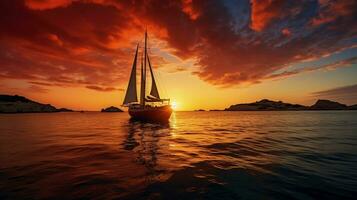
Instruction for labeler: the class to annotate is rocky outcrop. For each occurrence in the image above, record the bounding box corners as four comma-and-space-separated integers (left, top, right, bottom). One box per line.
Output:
225, 99, 307, 111
225, 99, 357, 111
310, 99, 347, 110
101, 106, 123, 112
348, 105, 357, 110
0, 94, 73, 113
0, 95, 57, 113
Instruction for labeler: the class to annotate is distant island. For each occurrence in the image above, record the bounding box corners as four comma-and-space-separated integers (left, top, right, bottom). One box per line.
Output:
225, 99, 357, 111
101, 106, 123, 112
1, 94, 356, 113
0, 95, 73, 113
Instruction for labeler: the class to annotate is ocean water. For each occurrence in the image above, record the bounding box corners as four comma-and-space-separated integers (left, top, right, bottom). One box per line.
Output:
1, 111, 357, 199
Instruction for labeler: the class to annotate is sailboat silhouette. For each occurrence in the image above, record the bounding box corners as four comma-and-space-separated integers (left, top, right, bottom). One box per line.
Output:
122, 31, 172, 122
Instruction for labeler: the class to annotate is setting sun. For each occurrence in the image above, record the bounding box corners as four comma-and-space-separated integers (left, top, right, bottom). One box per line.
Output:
171, 101, 178, 110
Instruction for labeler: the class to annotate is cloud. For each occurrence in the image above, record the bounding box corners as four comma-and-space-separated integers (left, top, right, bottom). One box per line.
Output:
0, 0, 139, 89
250, 0, 285, 31
189, 0, 357, 86
311, 84, 357, 105
28, 85, 50, 93
281, 28, 291, 37
182, 0, 200, 20
266, 56, 357, 80
312, 84, 357, 97
311, 0, 356, 26
24, 0, 73, 10
0, 0, 356, 91
86, 85, 123, 92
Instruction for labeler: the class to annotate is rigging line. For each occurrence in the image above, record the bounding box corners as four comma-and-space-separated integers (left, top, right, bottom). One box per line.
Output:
147, 33, 154, 99
145, 32, 149, 98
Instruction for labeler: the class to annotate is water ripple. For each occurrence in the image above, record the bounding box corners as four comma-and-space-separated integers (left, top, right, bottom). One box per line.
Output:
1, 111, 357, 199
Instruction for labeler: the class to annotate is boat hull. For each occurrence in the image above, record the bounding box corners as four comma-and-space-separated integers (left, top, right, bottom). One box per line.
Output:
128, 105, 172, 122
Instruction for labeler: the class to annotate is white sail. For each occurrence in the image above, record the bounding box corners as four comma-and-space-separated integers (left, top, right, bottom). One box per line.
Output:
147, 55, 160, 99
123, 44, 139, 105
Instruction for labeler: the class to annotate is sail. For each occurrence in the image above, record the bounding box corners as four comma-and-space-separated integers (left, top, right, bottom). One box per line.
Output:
123, 44, 139, 105
147, 55, 160, 99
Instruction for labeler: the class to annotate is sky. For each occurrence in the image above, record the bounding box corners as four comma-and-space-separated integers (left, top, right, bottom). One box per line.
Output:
0, 0, 356, 111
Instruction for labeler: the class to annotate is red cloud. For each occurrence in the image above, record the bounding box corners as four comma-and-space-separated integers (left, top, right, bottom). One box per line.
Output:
0, 0, 141, 90
281, 28, 291, 37
0, 0, 356, 90
250, 0, 284, 31
182, 0, 200, 20
24, 0, 73, 10
311, 0, 356, 26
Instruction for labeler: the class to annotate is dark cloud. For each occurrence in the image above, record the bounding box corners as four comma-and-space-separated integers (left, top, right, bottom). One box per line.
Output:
0, 0, 136, 89
312, 84, 357, 96
0, 0, 356, 90
266, 56, 357, 80
190, 0, 357, 86
86, 85, 123, 92
311, 84, 357, 105
311, 0, 357, 26
24, 0, 72, 10
28, 85, 50, 93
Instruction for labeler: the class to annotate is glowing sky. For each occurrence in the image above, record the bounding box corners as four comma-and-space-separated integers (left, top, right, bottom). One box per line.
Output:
0, 0, 356, 111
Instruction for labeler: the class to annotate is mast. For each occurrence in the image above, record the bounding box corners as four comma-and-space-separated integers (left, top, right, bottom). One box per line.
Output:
140, 51, 144, 105
141, 30, 148, 106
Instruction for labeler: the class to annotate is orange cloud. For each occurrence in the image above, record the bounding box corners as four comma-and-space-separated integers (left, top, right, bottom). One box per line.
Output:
0, 0, 356, 90
182, 0, 200, 20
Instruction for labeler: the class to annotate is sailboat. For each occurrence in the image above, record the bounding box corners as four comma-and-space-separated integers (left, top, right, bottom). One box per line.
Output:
122, 31, 172, 121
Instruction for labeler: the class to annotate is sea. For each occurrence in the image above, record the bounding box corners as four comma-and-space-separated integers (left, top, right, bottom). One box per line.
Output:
1, 111, 357, 199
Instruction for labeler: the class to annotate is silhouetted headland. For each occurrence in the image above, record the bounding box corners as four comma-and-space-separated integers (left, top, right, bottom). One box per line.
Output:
225, 99, 357, 111
349, 104, 357, 110
310, 99, 347, 110
101, 106, 123, 112
0, 94, 73, 113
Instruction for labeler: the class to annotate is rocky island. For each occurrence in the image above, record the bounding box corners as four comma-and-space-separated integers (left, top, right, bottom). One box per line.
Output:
310, 99, 347, 110
349, 104, 357, 110
0, 94, 73, 113
225, 99, 357, 111
101, 106, 123, 112
225, 99, 307, 111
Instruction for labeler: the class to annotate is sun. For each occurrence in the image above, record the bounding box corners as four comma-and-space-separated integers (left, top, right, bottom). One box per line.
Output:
171, 101, 178, 110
